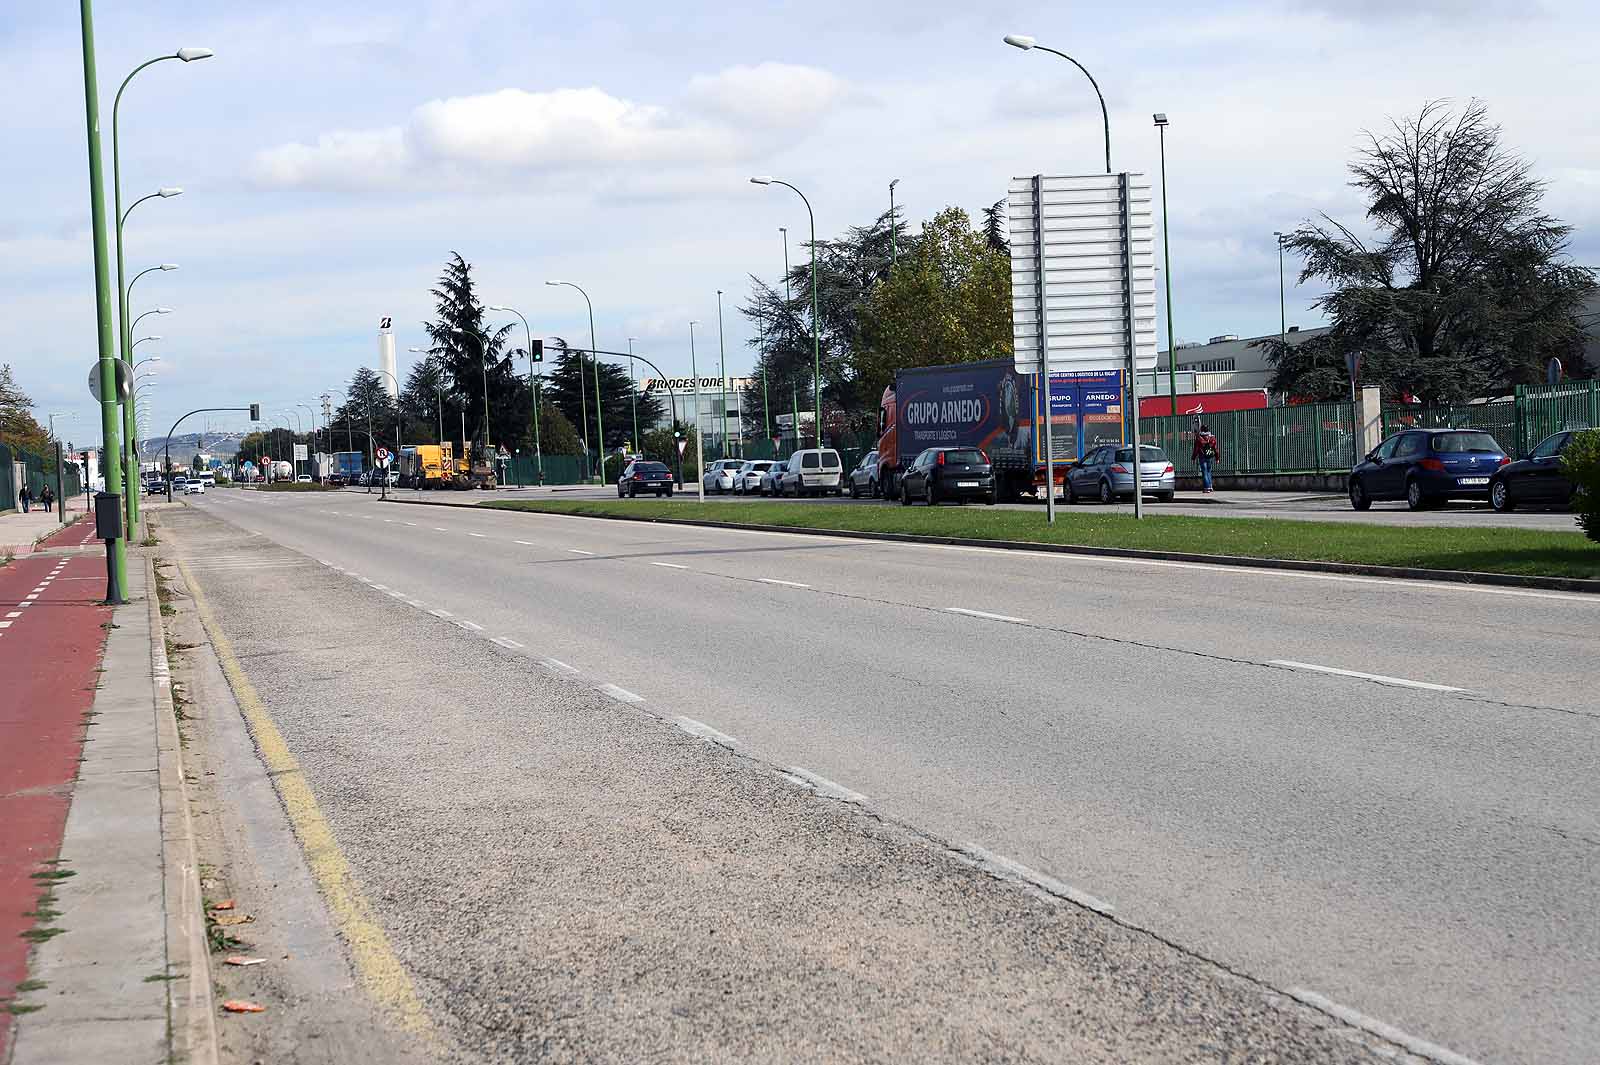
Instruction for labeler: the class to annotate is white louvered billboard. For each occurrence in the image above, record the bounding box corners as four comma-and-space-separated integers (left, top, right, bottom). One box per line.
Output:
1009, 173, 1158, 375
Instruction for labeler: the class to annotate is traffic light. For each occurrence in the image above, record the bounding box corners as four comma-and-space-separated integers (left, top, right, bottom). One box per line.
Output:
530, 338, 543, 363
249, 403, 260, 421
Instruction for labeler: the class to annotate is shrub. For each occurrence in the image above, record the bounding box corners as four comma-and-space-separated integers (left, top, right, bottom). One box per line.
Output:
1563, 428, 1600, 543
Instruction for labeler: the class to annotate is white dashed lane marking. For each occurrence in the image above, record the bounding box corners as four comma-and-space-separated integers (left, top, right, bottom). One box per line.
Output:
1269, 660, 1469, 694
945, 607, 1028, 624
650, 562, 688, 570
759, 578, 810, 588
567, 549, 594, 556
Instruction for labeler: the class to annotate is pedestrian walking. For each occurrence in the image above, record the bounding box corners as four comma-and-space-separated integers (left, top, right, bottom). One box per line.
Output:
40, 485, 54, 513
1192, 424, 1221, 494
18, 484, 31, 513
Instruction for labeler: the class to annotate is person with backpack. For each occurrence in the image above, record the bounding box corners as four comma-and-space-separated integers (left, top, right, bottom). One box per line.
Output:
1192, 424, 1221, 493
40, 484, 55, 513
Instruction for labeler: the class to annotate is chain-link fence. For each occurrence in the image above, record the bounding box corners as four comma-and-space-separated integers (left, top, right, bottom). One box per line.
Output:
2, 442, 82, 511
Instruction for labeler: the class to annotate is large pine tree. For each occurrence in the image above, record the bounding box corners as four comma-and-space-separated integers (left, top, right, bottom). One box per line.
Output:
418, 252, 528, 448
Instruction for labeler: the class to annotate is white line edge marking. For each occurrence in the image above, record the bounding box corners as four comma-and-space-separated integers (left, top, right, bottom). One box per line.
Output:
673, 716, 743, 751
468, 532, 486, 538
490, 636, 524, 650
782, 766, 868, 805
598, 683, 644, 704
428, 609, 453, 618
957, 843, 1115, 916
1269, 660, 1469, 694
433, 527, 449, 532
650, 562, 688, 570
945, 606, 1029, 624
542, 658, 578, 675
759, 578, 811, 588
455, 620, 484, 631
513, 540, 535, 546
567, 549, 594, 555
1285, 988, 1486, 1065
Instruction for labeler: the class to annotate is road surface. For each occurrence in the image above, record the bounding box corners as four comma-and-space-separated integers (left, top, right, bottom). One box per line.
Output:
175, 489, 1599, 1064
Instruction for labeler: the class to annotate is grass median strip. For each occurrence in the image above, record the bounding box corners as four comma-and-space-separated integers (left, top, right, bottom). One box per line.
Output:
482, 499, 1600, 581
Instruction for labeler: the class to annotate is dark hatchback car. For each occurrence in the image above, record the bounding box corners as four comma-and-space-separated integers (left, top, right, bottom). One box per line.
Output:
1490, 430, 1583, 512
618, 459, 674, 498
1349, 429, 1509, 511
899, 447, 995, 505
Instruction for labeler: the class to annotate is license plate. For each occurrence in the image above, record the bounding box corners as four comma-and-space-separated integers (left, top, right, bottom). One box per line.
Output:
1457, 477, 1489, 486
958, 481, 978, 487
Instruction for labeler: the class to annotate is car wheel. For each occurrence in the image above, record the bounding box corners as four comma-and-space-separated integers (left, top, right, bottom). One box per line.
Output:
617, 485, 624, 498
1489, 478, 1515, 513
984, 491, 996, 505
849, 481, 859, 499
900, 481, 913, 505
1098, 480, 1113, 505
1065, 480, 1078, 505
1405, 478, 1429, 511
628, 485, 637, 498
1349, 477, 1371, 511
927, 479, 940, 506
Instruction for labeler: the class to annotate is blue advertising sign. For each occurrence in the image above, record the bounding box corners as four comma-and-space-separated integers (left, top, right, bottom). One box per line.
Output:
1037, 372, 1126, 463
895, 362, 1034, 468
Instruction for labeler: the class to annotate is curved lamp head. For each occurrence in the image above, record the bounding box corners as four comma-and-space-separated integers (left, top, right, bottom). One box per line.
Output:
154, 306, 173, 314
407, 346, 427, 353
1003, 34, 1037, 50
486, 304, 509, 312
157, 186, 183, 198
1153, 113, 1169, 127
543, 280, 564, 287
159, 263, 179, 271
176, 47, 215, 62
748, 176, 773, 186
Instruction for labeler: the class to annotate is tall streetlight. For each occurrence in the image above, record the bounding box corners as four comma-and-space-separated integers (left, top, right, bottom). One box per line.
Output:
626, 337, 641, 453
1154, 114, 1178, 415
689, 321, 705, 502
120, 260, 176, 527
487, 305, 544, 486
133, 335, 160, 350
1275, 232, 1288, 352
750, 177, 822, 446
134, 355, 161, 374
889, 178, 900, 263
1002, 35, 1111, 174
130, 306, 171, 335
296, 402, 320, 471
780, 226, 797, 444
716, 289, 732, 457
545, 280, 605, 482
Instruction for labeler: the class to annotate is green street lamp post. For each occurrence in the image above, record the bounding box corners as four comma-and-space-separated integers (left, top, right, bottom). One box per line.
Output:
1275, 232, 1288, 351
1003, 35, 1111, 174
751, 177, 822, 447
716, 289, 732, 457
546, 280, 605, 482
119, 260, 176, 526
689, 321, 705, 501
626, 337, 640, 453
486, 305, 544, 486
1154, 113, 1178, 415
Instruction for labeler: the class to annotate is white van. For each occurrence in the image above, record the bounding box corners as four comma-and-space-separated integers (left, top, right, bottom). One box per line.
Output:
778, 449, 843, 497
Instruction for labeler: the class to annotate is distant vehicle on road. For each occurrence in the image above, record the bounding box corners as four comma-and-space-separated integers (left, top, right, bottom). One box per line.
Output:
898, 447, 995, 505
618, 460, 674, 498
759, 461, 787, 496
171, 476, 188, 494
1349, 429, 1509, 511
847, 451, 881, 498
184, 479, 206, 495
702, 459, 745, 494
1066, 445, 1176, 504
1490, 430, 1582, 512
732, 460, 774, 495
779, 449, 843, 497
327, 473, 347, 487
296, 474, 312, 483
146, 480, 167, 496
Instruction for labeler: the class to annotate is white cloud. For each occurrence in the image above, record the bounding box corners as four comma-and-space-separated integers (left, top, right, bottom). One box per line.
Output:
684, 62, 850, 128
251, 127, 408, 189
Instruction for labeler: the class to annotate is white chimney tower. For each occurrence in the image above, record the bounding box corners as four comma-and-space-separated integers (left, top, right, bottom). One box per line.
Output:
377, 316, 398, 399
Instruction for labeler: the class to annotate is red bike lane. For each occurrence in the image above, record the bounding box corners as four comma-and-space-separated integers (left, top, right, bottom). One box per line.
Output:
0, 540, 111, 1054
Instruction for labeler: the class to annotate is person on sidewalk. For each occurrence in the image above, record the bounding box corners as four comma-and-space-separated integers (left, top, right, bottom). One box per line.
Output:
1192, 425, 1221, 494
19, 484, 31, 513
40, 485, 54, 513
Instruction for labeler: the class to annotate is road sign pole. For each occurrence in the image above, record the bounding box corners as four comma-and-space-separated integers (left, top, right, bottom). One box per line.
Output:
1032, 175, 1056, 523
1119, 173, 1144, 521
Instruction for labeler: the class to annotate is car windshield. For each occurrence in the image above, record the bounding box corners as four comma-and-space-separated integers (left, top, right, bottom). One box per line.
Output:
1114, 446, 1170, 463
1431, 432, 1501, 454
943, 449, 986, 465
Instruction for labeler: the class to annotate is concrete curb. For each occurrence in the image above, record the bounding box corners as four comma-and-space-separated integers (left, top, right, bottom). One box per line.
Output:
147, 551, 221, 1065
384, 496, 1600, 596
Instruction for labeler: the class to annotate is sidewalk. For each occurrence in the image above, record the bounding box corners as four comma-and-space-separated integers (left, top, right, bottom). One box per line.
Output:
0, 545, 215, 1064
0, 496, 90, 557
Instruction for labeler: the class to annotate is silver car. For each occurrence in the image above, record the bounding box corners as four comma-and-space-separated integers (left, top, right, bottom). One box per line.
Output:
759, 461, 787, 496
1065, 444, 1175, 504
732, 460, 774, 494
702, 458, 745, 494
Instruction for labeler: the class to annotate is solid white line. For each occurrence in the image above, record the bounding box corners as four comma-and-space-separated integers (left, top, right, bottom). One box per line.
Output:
490, 636, 524, 650
371, 583, 389, 590
454, 619, 484, 631
782, 766, 867, 805
404, 522, 417, 527
567, 549, 594, 556
433, 527, 449, 532
513, 540, 535, 546
468, 532, 486, 538
428, 609, 453, 619
673, 716, 743, 751
945, 607, 1028, 624
759, 578, 811, 588
958, 843, 1114, 916
1269, 660, 1469, 694
650, 562, 688, 570
1285, 988, 1486, 1065
542, 657, 578, 675
598, 683, 644, 704
406, 600, 426, 608
316, 559, 331, 566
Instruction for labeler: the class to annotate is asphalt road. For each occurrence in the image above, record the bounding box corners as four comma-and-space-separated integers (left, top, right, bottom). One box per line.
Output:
184, 489, 1599, 1064
406, 482, 1585, 530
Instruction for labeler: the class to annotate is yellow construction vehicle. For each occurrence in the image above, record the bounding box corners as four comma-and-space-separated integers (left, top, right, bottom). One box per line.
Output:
398, 443, 455, 489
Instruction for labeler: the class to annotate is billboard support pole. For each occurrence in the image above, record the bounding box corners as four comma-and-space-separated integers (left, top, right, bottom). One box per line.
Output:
1118, 172, 1145, 521
1032, 174, 1055, 524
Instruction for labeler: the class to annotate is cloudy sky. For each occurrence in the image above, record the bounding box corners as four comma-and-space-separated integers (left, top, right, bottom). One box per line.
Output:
5, 0, 1596, 441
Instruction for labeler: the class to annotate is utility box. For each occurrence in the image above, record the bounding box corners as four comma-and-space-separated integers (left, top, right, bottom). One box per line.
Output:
94, 491, 123, 541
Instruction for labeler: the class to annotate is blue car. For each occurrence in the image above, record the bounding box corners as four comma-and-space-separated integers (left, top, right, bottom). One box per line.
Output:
1349, 428, 1509, 511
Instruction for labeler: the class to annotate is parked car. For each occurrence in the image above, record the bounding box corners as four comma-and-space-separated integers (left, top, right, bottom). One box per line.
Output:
1065, 445, 1176, 503
184, 479, 206, 495
327, 473, 347, 487
898, 447, 995, 505
1349, 429, 1509, 511
778, 449, 844, 497
732, 460, 774, 495
848, 451, 881, 498
1489, 430, 1582, 512
618, 460, 675, 498
702, 458, 746, 494
296, 474, 312, 483
171, 476, 188, 493
759, 461, 787, 496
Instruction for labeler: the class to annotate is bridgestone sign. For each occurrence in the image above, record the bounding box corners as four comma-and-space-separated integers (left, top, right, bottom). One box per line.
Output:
1008, 172, 1158, 375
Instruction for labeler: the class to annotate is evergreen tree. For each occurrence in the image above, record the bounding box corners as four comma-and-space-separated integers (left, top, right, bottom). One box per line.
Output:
0, 364, 47, 453
542, 340, 663, 452
418, 252, 521, 446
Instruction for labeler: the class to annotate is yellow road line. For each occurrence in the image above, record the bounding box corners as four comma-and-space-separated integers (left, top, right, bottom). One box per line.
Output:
178, 559, 436, 1040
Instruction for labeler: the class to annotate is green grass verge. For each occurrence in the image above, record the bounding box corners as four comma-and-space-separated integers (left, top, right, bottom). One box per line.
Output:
257, 481, 338, 492
482, 498, 1599, 580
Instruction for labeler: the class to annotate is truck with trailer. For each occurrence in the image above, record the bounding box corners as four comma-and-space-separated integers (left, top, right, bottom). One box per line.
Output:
331, 451, 365, 484
875, 359, 1129, 501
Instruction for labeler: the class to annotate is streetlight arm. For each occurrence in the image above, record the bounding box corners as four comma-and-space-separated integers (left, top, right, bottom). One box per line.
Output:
1031, 45, 1111, 174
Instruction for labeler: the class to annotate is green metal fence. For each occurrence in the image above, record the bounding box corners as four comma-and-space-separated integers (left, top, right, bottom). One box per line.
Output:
1144, 401, 1358, 476
1382, 382, 1598, 458
2, 442, 82, 511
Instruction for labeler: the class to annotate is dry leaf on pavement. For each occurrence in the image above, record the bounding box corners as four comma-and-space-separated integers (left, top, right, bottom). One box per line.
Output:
221, 1000, 266, 1013
223, 955, 266, 967
209, 899, 236, 911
